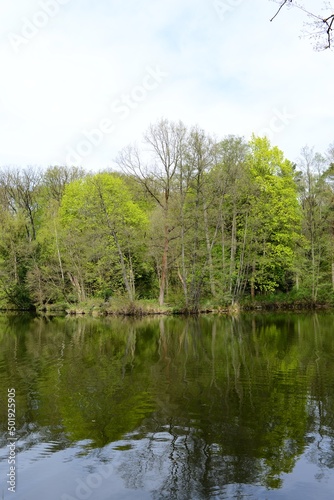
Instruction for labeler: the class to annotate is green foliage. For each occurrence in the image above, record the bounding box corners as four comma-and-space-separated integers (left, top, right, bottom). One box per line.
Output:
0, 126, 333, 309
60, 173, 147, 229
245, 136, 302, 294
58, 172, 149, 302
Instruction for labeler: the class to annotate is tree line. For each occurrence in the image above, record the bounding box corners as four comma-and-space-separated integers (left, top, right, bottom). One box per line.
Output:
0, 119, 334, 311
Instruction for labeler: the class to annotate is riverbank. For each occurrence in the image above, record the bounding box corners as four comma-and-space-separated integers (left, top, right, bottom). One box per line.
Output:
31, 298, 230, 316
35, 296, 332, 316
1, 294, 332, 316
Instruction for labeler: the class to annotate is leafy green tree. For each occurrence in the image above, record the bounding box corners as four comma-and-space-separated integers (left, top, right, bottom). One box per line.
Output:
59, 172, 148, 302
296, 146, 334, 302
245, 136, 302, 296
205, 135, 250, 303
0, 167, 42, 308
168, 126, 217, 310
24, 166, 86, 306
0, 208, 33, 308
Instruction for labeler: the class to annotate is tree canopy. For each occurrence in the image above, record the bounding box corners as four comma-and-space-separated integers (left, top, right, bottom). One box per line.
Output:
0, 122, 334, 311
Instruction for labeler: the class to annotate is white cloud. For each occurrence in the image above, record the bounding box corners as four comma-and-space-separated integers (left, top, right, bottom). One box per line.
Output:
0, 0, 333, 171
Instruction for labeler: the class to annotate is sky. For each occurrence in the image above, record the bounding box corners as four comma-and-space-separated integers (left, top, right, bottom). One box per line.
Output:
0, 0, 333, 171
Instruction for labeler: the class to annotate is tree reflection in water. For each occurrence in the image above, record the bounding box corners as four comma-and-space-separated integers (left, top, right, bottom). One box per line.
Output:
1, 313, 334, 498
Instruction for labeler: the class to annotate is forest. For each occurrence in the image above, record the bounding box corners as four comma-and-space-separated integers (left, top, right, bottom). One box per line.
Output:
1, 119, 334, 312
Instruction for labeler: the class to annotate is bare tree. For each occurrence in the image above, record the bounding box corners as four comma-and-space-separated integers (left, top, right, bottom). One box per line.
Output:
0, 166, 42, 241
270, 1, 334, 50
43, 165, 85, 204
116, 119, 187, 306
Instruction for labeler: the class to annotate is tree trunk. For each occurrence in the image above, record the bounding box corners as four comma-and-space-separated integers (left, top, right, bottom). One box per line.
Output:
54, 223, 65, 289
179, 224, 188, 307
159, 224, 169, 306
95, 184, 135, 301
203, 201, 216, 296
68, 273, 85, 302
112, 230, 134, 302
251, 262, 256, 299
229, 205, 237, 294
234, 214, 248, 300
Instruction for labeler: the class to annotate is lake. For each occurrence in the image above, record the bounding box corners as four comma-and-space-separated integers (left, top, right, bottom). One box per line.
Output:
1, 312, 334, 499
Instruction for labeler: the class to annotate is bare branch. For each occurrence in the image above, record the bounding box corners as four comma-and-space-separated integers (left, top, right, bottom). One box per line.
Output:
270, 0, 292, 22
270, 1, 334, 50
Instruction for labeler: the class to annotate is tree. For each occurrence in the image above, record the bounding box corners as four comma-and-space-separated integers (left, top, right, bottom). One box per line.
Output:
21, 166, 87, 307
270, 1, 334, 50
42, 165, 85, 204
117, 119, 187, 306
59, 172, 148, 302
296, 146, 334, 301
207, 135, 250, 302
245, 136, 301, 296
0, 207, 33, 308
168, 126, 218, 310
0, 167, 42, 308
0, 167, 42, 242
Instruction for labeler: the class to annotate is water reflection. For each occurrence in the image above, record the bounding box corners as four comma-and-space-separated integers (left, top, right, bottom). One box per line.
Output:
1, 313, 334, 499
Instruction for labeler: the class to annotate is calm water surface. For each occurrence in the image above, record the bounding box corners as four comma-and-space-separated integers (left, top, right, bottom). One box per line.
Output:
1, 313, 334, 499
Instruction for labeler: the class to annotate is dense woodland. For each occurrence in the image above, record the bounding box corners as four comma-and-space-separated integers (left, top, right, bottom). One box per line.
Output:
1, 119, 334, 311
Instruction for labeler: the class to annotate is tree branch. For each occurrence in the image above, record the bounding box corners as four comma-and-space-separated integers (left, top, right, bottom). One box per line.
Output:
270, 1, 334, 50
270, 0, 292, 22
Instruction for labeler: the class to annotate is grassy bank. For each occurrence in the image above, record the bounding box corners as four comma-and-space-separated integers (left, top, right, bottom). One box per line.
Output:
34, 298, 228, 316
239, 291, 333, 311
5, 291, 334, 316
61, 299, 173, 316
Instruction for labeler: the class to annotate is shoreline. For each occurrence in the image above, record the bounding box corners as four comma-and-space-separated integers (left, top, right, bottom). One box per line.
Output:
0, 300, 331, 317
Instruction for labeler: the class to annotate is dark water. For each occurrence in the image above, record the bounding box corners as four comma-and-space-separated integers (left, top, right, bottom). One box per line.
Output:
1, 313, 334, 499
